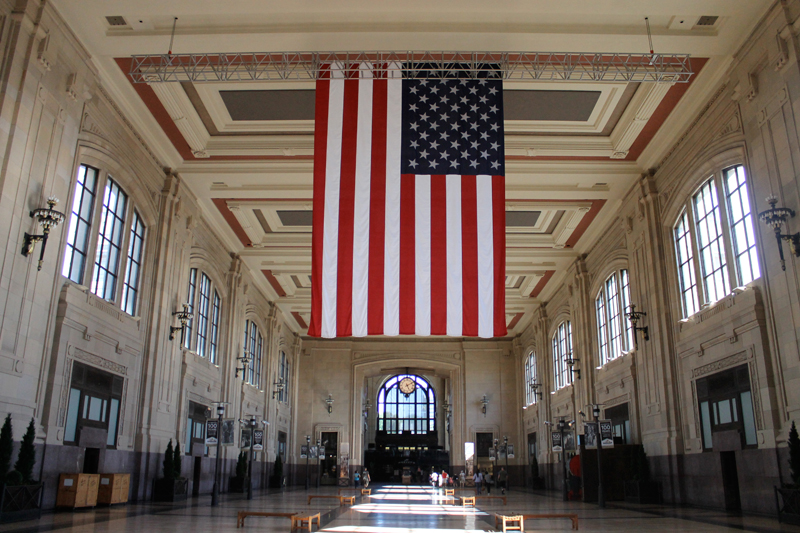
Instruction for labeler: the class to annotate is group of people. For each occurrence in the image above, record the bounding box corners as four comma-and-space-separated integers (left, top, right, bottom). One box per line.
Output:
472, 466, 508, 495
354, 469, 370, 487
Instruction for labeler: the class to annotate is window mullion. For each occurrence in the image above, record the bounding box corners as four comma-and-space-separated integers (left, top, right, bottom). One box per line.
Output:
114, 210, 135, 305
82, 171, 108, 290
714, 172, 738, 291
686, 201, 706, 306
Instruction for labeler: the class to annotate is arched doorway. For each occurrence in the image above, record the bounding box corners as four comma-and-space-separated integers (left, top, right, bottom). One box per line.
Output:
366, 374, 449, 483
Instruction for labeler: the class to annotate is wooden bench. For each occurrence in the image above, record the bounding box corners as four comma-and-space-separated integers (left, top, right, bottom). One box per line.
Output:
337, 488, 371, 496
308, 495, 354, 505
460, 495, 476, 506
476, 495, 507, 505
520, 513, 579, 531
444, 488, 455, 496
236, 511, 296, 528
494, 514, 524, 533
291, 512, 321, 531
361, 489, 371, 496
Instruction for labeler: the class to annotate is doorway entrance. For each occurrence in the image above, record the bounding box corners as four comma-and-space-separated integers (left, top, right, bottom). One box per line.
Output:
720, 451, 741, 511
320, 432, 338, 485
192, 456, 202, 496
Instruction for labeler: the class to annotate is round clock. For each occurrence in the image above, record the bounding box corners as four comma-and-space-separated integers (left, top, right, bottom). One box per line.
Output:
399, 377, 416, 395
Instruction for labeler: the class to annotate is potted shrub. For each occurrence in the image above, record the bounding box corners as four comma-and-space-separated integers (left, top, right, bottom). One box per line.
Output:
153, 440, 188, 502
623, 445, 661, 504
0, 417, 43, 523
229, 451, 249, 493
776, 422, 800, 524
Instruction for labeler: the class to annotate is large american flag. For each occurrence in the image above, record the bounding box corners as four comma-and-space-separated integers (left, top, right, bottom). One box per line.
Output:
309, 64, 506, 338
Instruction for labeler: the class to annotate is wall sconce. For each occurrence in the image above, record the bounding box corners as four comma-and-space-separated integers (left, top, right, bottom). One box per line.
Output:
272, 377, 285, 399
363, 399, 372, 418
480, 395, 489, 417
325, 394, 334, 414
235, 350, 251, 379
22, 197, 65, 271
625, 304, 649, 349
169, 304, 193, 342
565, 357, 581, 380
758, 195, 800, 271
530, 381, 543, 401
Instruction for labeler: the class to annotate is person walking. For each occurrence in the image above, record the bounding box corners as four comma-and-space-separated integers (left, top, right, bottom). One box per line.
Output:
472, 470, 482, 495
484, 470, 493, 494
355, 471, 361, 487
459, 470, 466, 488
363, 469, 370, 488
497, 467, 508, 494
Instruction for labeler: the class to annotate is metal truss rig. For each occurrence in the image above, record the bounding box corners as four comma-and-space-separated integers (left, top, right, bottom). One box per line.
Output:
128, 51, 693, 83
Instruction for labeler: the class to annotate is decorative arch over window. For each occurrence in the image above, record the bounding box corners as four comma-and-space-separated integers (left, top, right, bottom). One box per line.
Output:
377, 374, 436, 434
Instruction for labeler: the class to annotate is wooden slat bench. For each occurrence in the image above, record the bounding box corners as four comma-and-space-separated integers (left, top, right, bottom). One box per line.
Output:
337, 488, 371, 496
308, 495, 355, 505
520, 513, 579, 530
460, 495, 476, 506
291, 512, 321, 531
236, 511, 296, 528
361, 489, 371, 496
494, 514, 524, 533
476, 495, 507, 505
444, 488, 455, 496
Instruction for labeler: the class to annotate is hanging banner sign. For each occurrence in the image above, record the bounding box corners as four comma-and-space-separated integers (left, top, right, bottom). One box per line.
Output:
551, 431, 562, 452
221, 419, 235, 447
310, 445, 319, 459
584, 422, 598, 450
253, 429, 264, 451
600, 420, 614, 448
507, 444, 515, 459
241, 428, 252, 449
205, 420, 219, 445
489, 448, 497, 461
300, 445, 309, 459
564, 430, 576, 452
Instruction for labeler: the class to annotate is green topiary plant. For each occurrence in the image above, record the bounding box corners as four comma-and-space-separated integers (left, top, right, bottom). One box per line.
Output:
13, 418, 36, 484
789, 421, 800, 487
0, 414, 13, 486
162, 440, 175, 480
236, 450, 248, 479
173, 442, 182, 480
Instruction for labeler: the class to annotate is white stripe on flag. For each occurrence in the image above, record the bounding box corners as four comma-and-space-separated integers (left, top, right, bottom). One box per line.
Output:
446, 175, 463, 336
351, 74, 373, 337
415, 176, 431, 336
321, 77, 345, 338
476, 175, 494, 338
383, 79, 402, 336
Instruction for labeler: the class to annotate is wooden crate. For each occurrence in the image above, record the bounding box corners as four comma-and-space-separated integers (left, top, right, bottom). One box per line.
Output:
97, 474, 130, 505
56, 474, 100, 509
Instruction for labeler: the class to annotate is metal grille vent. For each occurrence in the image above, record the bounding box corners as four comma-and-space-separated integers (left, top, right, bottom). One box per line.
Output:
105, 16, 128, 27
696, 16, 719, 27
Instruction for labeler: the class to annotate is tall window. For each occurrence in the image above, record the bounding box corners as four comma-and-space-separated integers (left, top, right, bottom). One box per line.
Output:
62, 165, 98, 284
183, 268, 221, 362
524, 352, 538, 405
62, 164, 146, 316
278, 351, 290, 403
595, 269, 634, 365
64, 362, 123, 449
552, 321, 573, 391
243, 320, 263, 388
121, 212, 145, 315
673, 164, 759, 318
377, 374, 435, 434
696, 364, 757, 450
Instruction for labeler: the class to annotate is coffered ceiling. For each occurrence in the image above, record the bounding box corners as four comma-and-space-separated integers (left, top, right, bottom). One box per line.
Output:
52, 0, 773, 336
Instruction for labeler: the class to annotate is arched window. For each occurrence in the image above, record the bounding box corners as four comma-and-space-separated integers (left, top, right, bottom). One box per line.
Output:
184, 268, 222, 365
243, 320, 263, 388
596, 269, 633, 366
673, 164, 759, 318
524, 352, 538, 405
377, 374, 435, 435
552, 321, 573, 391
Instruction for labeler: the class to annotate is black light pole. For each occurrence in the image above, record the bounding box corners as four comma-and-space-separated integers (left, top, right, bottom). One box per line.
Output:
503, 435, 509, 492
245, 416, 257, 500
211, 402, 227, 507
316, 438, 322, 489
557, 418, 568, 501
305, 435, 311, 490
593, 405, 605, 508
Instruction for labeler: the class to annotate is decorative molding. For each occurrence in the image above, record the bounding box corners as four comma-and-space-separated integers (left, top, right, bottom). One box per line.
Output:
603, 393, 629, 408
71, 347, 129, 376
691, 350, 750, 379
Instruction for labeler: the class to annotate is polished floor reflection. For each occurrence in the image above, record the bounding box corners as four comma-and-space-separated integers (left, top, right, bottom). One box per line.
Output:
1, 484, 798, 532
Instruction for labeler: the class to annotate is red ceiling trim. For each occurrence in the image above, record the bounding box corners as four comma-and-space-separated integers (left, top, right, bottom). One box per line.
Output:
262, 269, 287, 297
507, 312, 524, 329
565, 199, 605, 248
530, 270, 555, 298
211, 198, 252, 246
292, 312, 308, 329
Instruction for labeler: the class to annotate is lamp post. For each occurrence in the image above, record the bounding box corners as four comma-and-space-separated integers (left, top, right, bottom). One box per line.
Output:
316, 438, 323, 489
305, 435, 311, 490
592, 404, 605, 508
557, 418, 569, 502
211, 402, 227, 507
243, 416, 257, 500
503, 435, 509, 492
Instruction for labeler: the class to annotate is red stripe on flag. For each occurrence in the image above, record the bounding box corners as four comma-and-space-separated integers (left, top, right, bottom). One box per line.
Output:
492, 175, 507, 337
336, 79, 360, 337
308, 71, 331, 338
430, 175, 448, 335
399, 175, 416, 334
461, 176, 479, 336
368, 79, 388, 335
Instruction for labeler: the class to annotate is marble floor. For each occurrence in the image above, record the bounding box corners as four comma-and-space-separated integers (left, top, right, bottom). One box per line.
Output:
1, 484, 799, 533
